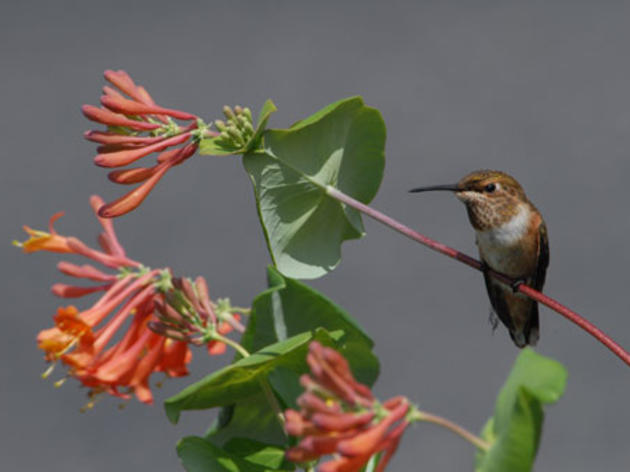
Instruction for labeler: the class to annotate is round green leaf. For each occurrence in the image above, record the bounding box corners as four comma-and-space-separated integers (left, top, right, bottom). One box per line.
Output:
243, 97, 386, 279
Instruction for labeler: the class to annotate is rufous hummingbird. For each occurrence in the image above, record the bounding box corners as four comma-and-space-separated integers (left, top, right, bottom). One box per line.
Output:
410, 170, 549, 347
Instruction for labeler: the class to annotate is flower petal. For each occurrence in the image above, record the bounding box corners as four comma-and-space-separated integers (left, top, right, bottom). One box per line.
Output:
56, 261, 116, 281
107, 166, 157, 185
311, 411, 374, 432
82, 105, 160, 131
93, 133, 191, 168
104, 70, 152, 105
84, 131, 164, 146
101, 94, 196, 121
337, 400, 409, 457
52, 283, 111, 298
96, 161, 174, 218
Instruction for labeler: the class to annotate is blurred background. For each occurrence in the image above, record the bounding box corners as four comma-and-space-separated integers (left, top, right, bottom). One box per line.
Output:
2, 1, 630, 470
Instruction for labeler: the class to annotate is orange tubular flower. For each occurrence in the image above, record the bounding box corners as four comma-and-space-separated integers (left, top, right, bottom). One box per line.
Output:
17, 196, 194, 405
285, 342, 411, 472
17, 212, 73, 254
82, 69, 215, 217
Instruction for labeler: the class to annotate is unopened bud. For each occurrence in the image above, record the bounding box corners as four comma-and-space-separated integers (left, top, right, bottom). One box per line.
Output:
223, 105, 236, 123
237, 115, 254, 136
155, 299, 187, 325
226, 126, 244, 146
242, 107, 252, 122
148, 321, 190, 342
214, 119, 227, 132
179, 277, 197, 305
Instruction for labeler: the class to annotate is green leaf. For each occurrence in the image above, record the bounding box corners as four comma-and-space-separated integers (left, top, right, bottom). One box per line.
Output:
177, 436, 293, 472
205, 267, 380, 447
204, 390, 286, 447
243, 96, 386, 279
475, 348, 568, 472
165, 329, 340, 424
199, 99, 277, 156
247, 100, 278, 152
223, 438, 293, 470
241, 266, 379, 386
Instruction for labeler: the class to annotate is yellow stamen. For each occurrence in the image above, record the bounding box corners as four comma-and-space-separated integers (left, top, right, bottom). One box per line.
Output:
54, 378, 67, 388
41, 363, 56, 379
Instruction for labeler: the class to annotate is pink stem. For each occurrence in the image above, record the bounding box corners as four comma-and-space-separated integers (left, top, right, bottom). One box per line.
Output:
326, 185, 630, 367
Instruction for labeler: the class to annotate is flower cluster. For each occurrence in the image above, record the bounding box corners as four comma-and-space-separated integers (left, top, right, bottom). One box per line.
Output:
213, 105, 255, 151
15, 196, 241, 406
285, 342, 411, 472
82, 70, 212, 217
150, 276, 244, 356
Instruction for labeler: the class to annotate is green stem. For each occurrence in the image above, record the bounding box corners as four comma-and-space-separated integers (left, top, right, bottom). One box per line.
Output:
259, 378, 287, 434
410, 409, 490, 451
230, 306, 251, 316
212, 333, 250, 359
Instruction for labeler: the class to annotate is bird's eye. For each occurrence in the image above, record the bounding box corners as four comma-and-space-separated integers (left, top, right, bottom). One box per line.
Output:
484, 183, 496, 193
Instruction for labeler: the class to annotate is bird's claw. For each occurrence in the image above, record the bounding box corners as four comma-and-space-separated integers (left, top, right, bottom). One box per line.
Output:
511, 278, 526, 293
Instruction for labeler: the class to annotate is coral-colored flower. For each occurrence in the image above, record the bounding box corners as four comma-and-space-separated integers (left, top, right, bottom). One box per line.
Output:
83, 69, 214, 217
37, 306, 95, 360
285, 342, 410, 472
18, 196, 194, 405
16, 212, 73, 254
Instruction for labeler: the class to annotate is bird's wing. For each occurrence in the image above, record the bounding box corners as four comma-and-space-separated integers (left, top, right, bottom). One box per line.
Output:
522, 221, 550, 345
481, 259, 514, 332
533, 221, 550, 292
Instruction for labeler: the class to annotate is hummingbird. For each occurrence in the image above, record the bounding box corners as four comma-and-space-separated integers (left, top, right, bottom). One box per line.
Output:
410, 170, 549, 348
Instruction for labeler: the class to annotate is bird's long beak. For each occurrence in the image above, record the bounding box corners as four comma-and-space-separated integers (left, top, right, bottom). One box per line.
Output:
408, 184, 460, 193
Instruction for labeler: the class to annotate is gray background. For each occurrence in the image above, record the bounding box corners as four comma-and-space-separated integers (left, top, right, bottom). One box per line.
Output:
2, 1, 629, 470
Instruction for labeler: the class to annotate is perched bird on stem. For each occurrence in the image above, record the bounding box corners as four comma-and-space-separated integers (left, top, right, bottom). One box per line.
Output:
410, 170, 549, 347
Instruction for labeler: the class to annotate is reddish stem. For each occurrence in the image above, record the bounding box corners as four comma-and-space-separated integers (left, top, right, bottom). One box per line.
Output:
416, 411, 490, 451
326, 186, 630, 367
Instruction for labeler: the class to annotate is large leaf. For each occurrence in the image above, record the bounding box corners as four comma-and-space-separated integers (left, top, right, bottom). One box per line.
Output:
475, 348, 568, 472
203, 389, 286, 447
223, 438, 294, 470
177, 436, 293, 472
243, 96, 386, 279
206, 267, 380, 447
165, 329, 341, 424
241, 266, 379, 386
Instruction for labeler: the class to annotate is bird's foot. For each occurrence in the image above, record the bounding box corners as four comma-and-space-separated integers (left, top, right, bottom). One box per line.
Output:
510, 278, 526, 293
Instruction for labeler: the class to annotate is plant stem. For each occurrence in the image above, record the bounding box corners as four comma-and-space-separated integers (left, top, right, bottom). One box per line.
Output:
230, 306, 251, 316
259, 378, 287, 433
412, 409, 490, 451
326, 185, 630, 367
212, 333, 250, 358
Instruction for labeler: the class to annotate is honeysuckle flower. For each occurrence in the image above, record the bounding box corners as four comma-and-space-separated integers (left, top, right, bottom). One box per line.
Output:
17, 212, 74, 254
285, 342, 411, 472
16, 195, 194, 405
82, 69, 216, 217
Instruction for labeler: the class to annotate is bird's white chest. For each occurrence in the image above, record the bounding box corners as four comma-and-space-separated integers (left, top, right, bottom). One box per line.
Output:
476, 206, 531, 273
